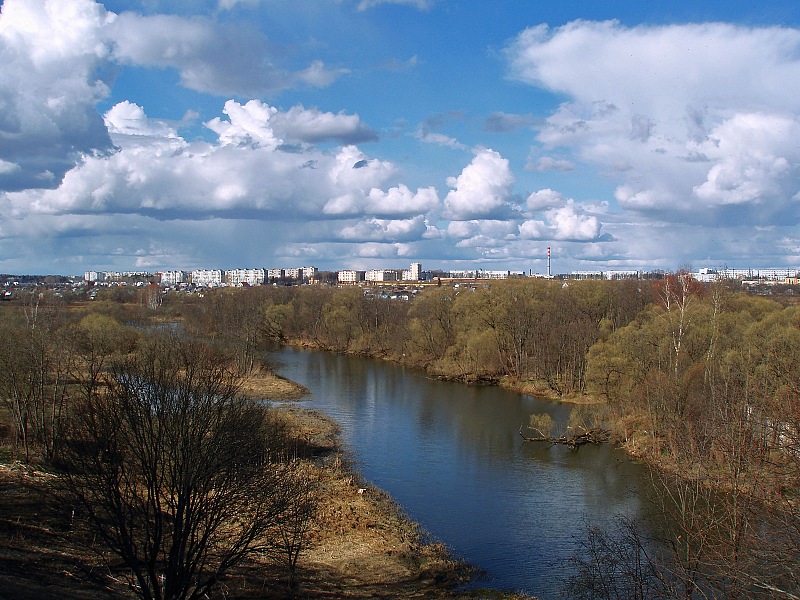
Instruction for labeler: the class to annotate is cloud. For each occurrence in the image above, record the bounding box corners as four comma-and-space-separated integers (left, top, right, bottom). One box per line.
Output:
692, 113, 800, 207
1, 101, 403, 222
323, 184, 439, 217
526, 188, 566, 211
338, 216, 427, 242
519, 203, 602, 241
107, 12, 345, 97
0, 160, 21, 175
271, 105, 378, 144
414, 111, 467, 150
444, 148, 516, 219
525, 156, 575, 172
205, 100, 282, 150
415, 131, 467, 150
295, 60, 350, 89
105, 101, 178, 139
376, 55, 419, 72
447, 219, 518, 240
357, 0, 432, 11
0, 0, 113, 191
217, 0, 262, 9
484, 112, 535, 133
506, 20, 800, 222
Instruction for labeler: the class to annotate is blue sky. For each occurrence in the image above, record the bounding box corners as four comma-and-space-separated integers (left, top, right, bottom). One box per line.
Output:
2, 0, 800, 275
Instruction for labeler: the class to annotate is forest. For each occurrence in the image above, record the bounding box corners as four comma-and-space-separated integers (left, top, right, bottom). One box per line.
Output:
2, 276, 800, 598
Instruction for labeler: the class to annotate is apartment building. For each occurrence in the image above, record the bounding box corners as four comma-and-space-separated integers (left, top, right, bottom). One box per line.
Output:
366, 269, 397, 282
338, 270, 365, 284
225, 268, 265, 286
191, 269, 222, 287
400, 262, 422, 281
160, 271, 187, 286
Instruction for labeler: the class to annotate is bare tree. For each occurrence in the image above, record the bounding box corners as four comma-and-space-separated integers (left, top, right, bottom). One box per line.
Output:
271, 462, 321, 594
59, 335, 298, 600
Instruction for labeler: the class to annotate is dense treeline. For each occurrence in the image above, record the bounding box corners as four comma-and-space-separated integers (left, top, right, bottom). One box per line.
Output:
582, 275, 800, 598
179, 279, 652, 396
5, 277, 800, 597
0, 291, 322, 599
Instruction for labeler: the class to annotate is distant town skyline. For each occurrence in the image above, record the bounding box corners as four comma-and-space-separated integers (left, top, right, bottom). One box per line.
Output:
2, 0, 800, 275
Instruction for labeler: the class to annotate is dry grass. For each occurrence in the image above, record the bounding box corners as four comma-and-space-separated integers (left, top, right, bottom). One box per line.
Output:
0, 406, 474, 599
237, 367, 309, 401
500, 377, 606, 405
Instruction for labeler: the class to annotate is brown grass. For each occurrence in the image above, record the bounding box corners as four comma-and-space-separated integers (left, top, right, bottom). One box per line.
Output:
0, 405, 477, 599
237, 367, 310, 401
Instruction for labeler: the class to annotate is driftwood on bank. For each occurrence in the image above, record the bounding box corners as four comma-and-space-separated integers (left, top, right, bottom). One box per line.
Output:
518, 425, 611, 449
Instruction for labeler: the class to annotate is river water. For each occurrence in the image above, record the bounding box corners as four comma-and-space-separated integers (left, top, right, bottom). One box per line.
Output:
271, 346, 652, 598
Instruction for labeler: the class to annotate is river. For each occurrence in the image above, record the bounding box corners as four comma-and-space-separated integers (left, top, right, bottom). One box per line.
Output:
271, 346, 653, 599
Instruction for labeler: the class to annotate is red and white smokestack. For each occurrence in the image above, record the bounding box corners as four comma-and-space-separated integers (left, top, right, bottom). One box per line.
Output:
547, 246, 551, 278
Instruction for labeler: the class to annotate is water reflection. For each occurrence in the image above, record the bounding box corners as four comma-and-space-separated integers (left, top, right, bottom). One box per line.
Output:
271, 347, 651, 599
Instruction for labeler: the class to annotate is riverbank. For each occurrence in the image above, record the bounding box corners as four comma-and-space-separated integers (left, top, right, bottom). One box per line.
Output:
497, 376, 605, 405
266, 404, 476, 598
287, 339, 604, 406
0, 375, 501, 600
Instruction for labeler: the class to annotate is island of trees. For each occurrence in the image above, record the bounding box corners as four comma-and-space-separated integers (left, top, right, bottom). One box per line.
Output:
1, 274, 800, 598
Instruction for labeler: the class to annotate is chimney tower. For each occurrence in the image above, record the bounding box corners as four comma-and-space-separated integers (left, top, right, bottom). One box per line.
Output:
547, 246, 551, 278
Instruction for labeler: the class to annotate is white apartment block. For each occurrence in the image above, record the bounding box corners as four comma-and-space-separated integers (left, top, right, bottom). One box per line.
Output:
604, 270, 640, 280
692, 267, 799, 283
338, 270, 365, 284
410, 262, 421, 280
84, 271, 102, 282
484, 270, 511, 280
284, 268, 301, 280
366, 269, 397, 282
225, 268, 265, 287
448, 270, 478, 279
160, 271, 187, 286
191, 269, 222, 287
400, 262, 422, 281
267, 268, 285, 279
571, 271, 604, 280
301, 266, 318, 281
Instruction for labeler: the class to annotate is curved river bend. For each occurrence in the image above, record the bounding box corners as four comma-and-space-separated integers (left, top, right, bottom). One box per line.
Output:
272, 347, 652, 599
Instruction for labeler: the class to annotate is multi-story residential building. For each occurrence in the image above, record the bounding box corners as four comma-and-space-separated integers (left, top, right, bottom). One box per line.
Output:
483, 270, 511, 280
366, 269, 397, 282
84, 271, 103, 282
401, 262, 422, 281
338, 270, 365, 284
692, 267, 799, 282
225, 268, 265, 287
604, 270, 641, 280
267, 268, 285, 280
160, 271, 187, 286
191, 269, 223, 287
284, 268, 301, 280
571, 271, 604, 280
300, 266, 318, 281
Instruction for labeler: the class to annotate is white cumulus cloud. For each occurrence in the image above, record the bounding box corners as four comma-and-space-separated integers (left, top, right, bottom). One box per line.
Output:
520, 203, 601, 241
0, 0, 113, 190
444, 148, 515, 219
271, 105, 377, 144
506, 21, 800, 223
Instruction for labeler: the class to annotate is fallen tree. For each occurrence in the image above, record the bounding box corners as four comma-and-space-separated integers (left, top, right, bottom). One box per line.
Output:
519, 412, 610, 449
518, 424, 611, 448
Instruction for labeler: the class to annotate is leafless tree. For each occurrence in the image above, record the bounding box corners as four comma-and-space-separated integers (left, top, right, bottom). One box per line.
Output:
59, 335, 302, 600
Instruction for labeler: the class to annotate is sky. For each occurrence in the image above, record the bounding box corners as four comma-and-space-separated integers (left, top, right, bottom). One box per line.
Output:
2, 0, 800, 275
